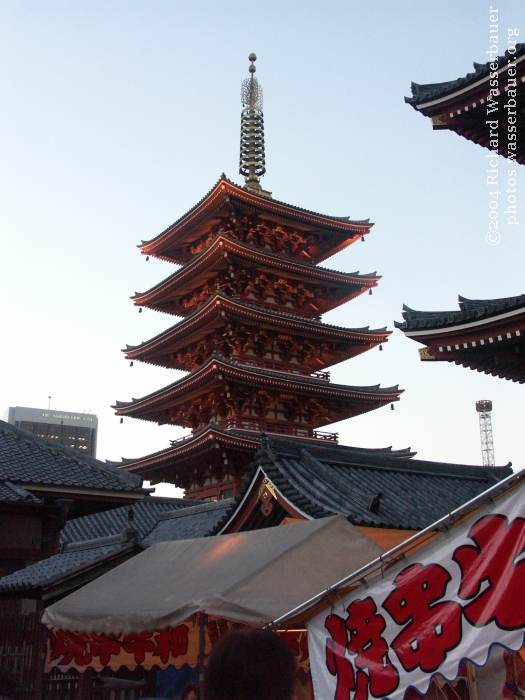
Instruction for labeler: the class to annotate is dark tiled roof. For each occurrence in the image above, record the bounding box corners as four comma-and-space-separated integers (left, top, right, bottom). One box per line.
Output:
0, 479, 42, 504
141, 175, 372, 247
406, 44, 525, 105
61, 496, 202, 544
211, 437, 512, 532
144, 500, 234, 545
0, 532, 140, 596
0, 420, 143, 492
395, 294, 525, 332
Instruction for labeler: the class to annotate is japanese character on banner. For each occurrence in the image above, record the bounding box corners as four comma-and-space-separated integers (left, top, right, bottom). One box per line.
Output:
281, 630, 309, 663
383, 563, 462, 673
454, 514, 525, 630
121, 632, 155, 665
325, 597, 399, 700
325, 613, 356, 700
90, 633, 121, 667
153, 625, 190, 665
48, 629, 92, 666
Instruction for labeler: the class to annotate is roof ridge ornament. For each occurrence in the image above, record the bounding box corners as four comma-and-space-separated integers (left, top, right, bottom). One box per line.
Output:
239, 54, 272, 198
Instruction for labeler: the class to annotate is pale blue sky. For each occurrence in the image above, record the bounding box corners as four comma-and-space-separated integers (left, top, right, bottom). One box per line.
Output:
1, 1, 524, 493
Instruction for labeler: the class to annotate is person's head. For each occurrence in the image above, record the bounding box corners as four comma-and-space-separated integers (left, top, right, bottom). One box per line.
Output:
204, 628, 296, 700
182, 684, 197, 700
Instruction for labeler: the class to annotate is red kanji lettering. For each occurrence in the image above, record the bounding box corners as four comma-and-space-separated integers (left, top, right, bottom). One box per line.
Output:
153, 625, 189, 664
48, 629, 92, 666
281, 631, 309, 663
122, 632, 155, 664
90, 633, 121, 666
383, 563, 462, 673
325, 614, 355, 700
454, 514, 525, 629
345, 598, 399, 699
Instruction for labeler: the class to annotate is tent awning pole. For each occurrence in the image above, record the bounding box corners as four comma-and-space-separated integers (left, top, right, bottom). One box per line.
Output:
266, 466, 525, 629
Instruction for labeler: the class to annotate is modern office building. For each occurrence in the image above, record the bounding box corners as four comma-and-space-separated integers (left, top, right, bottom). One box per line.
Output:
4, 406, 98, 456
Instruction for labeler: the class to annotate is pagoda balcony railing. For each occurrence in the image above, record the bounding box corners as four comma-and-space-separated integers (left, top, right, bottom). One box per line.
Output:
216, 416, 338, 442
236, 357, 330, 381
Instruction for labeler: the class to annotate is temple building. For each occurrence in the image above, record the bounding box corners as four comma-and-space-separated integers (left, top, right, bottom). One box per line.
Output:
396, 294, 525, 383
114, 55, 401, 500
401, 46, 525, 382
405, 44, 524, 164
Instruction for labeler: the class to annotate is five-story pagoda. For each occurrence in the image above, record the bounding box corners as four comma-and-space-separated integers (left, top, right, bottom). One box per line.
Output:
114, 55, 402, 500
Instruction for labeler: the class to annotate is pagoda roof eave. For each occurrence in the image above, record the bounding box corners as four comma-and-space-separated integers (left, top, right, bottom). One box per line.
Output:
124, 293, 391, 359
116, 425, 417, 480
132, 234, 380, 308
139, 175, 374, 258
405, 44, 525, 110
396, 295, 525, 383
395, 294, 525, 336
113, 353, 402, 419
112, 423, 262, 474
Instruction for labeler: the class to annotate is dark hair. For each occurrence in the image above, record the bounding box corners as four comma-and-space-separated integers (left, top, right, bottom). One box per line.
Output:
204, 628, 296, 700
182, 684, 197, 700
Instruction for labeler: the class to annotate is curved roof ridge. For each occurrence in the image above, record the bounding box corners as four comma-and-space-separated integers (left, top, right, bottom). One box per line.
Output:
133, 235, 381, 302
396, 293, 525, 331
406, 44, 525, 104
140, 175, 373, 248
124, 293, 390, 352
109, 422, 261, 467
113, 354, 402, 411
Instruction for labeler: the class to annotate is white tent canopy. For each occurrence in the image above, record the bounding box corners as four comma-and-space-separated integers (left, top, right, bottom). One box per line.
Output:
42, 515, 384, 634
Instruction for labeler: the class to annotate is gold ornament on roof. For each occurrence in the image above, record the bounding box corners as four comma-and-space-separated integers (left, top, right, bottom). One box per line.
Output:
239, 53, 267, 193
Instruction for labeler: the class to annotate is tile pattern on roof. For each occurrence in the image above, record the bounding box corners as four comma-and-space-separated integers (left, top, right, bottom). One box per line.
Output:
395, 294, 525, 332
406, 44, 525, 104
0, 420, 143, 492
0, 479, 42, 504
144, 500, 233, 545
0, 542, 127, 594
211, 437, 512, 532
61, 496, 202, 544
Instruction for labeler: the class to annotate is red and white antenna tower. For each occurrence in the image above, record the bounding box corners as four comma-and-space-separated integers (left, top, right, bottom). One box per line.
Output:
476, 400, 495, 467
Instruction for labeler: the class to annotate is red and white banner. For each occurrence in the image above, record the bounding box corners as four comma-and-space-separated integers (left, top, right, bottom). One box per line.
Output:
308, 483, 525, 700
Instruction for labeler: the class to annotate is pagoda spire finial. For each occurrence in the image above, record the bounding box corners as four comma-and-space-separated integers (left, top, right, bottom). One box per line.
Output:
239, 53, 268, 195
